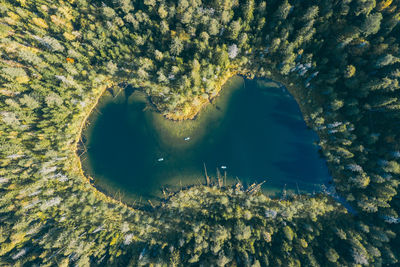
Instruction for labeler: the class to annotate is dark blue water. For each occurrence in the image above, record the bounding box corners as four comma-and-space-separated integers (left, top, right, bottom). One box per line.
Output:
82, 77, 330, 201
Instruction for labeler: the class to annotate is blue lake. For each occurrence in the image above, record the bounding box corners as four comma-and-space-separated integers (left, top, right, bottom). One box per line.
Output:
81, 76, 331, 202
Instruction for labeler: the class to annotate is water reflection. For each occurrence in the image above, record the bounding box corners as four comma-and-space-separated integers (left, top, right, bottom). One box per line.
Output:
81, 76, 331, 202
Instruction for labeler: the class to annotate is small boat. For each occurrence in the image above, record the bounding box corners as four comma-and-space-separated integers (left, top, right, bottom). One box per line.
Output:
184, 137, 190, 141
157, 158, 164, 162
221, 166, 227, 169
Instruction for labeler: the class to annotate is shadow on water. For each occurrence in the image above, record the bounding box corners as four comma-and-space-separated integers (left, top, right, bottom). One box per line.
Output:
124, 84, 136, 99
268, 111, 307, 132
81, 76, 331, 202
272, 141, 329, 189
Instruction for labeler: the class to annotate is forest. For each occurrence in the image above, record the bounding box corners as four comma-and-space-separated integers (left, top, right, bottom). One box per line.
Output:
0, 0, 400, 265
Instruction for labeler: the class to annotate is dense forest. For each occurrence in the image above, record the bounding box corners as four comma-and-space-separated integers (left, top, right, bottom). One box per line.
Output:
1, 0, 400, 265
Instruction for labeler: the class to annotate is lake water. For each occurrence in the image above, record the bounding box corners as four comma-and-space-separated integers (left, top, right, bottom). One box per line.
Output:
81, 76, 331, 203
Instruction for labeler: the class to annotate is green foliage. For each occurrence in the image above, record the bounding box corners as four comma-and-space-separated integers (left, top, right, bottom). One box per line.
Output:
0, 0, 400, 265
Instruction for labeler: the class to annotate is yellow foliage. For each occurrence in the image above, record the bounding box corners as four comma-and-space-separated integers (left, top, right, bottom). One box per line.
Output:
263, 231, 272, 242
377, 0, 393, 10
179, 32, 190, 41
8, 12, 19, 21
387, 5, 397, 13
0, 243, 15, 256
110, 233, 120, 246
11, 232, 26, 244
16, 76, 29, 84
51, 15, 73, 31
300, 239, 308, 248
59, 258, 70, 267
64, 32, 76, 41
362, 176, 370, 187
16, 0, 26, 6
0, 23, 12, 38
32, 17, 48, 28
59, 6, 75, 22
182, 103, 192, 116
51, 15, 64, 27
39, 251, 49, 258
41, 5, 49, 12
37, 211, 46, 221
5, 12, 19, 25
344, 65, 356, 78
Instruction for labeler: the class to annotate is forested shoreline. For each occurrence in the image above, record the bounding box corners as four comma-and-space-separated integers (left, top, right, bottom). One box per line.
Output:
1, 0, 400, 265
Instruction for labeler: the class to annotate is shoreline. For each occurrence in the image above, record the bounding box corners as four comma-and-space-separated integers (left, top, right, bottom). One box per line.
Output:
71, 72, 242, 209
72, 72, 243, 208
71, 71, 326, 209
162, 70, 242, 121
69, 80, 138, 210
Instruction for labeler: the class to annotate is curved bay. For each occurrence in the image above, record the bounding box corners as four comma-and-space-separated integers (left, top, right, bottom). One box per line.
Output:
82, 76, 330, 202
